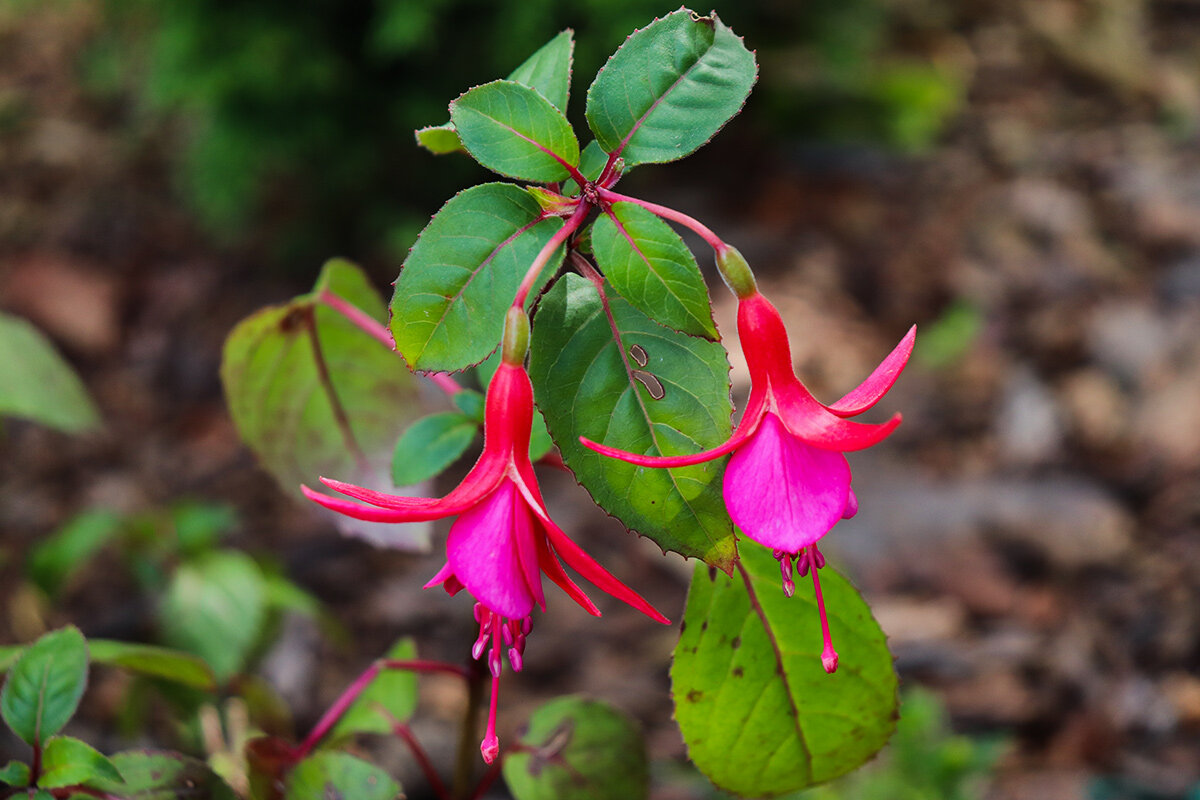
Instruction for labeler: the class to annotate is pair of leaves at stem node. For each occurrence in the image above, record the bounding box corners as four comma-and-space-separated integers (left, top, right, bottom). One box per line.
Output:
421, 10, 757, 173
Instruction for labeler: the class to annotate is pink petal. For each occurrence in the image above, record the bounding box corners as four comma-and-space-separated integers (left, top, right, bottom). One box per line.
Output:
826, 326, 916, 417
774, 384, 902, 451
842, 489, 859, 519
446, 481, 538, 620
542, 520, 670, 625
302, 484, 452, 523
536, 533, 601, 617
725, 413, 851, 552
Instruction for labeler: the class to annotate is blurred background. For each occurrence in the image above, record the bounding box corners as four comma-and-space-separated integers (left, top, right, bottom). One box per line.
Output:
2, 0, 1200, 798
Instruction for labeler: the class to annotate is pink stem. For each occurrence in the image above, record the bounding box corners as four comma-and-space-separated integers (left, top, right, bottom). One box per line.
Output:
319, 287, 464, 397
807, 549, 839, 674
426, 372, 464, 396
596, 188, 727, 254
319, 289, 394, 349
512, 202, 590, 309
393, 720, 452, 800
294, 659, 469, 760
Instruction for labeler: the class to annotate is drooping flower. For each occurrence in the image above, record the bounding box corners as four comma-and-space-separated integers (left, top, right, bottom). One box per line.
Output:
303, 311, 668, 762
583, 290, 913, 673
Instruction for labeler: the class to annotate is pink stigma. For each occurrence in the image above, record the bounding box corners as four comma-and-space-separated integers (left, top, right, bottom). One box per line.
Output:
472, 602, 532, 762
806, 546, 838, 674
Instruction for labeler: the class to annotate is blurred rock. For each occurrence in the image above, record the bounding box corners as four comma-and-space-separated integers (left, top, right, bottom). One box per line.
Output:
1, 251, 120, 353
1057, 368, 1130, 448
1087, 301, 1171, 384
1134, 365, 1200, 468
996, 366, 1065, 465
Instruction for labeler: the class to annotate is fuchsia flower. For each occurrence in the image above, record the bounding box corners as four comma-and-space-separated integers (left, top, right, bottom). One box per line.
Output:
303, 352, 668, 763
583, 290, 914, 673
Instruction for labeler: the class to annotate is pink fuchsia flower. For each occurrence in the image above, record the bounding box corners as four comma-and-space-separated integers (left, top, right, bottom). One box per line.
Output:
303, 340, 668, 763
583, 290, 913, 673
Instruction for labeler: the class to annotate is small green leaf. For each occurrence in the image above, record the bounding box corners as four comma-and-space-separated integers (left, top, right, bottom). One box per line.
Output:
507, 29, 574, 113
452, 389, 485, 422
222, 259, 425, 551
39, 736, 124, 789
87, 640, 216, 691
415, 123, 464, 155
390, 183, 564, 372
160, 551, 265, 683
170, 501, 236, 556
672, 544, 898, 796
0, 312, 100, 433
529, 274, 735, 570
96, 750, 237, 799
585, 10, 756, 167
418, 31, 574, 154
0, 626, 88, 747
503, 696, 648, 800
0, 760, 30, 787
593, 202, 718, 339
28, 510, 123, 596
451, 80, 580, 182
285, 751, 401, 800
331, 638, 419, 739
391, 412, 478, 487
0, 647, 21, 673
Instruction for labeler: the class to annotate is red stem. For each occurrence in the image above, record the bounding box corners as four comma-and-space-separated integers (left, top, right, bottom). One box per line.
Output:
512, 202, 590, 309
319, 289, 394, 349
596, 188, 727, 254
319, 287, 464, 397
293, 659, 469, 761
392, 720, 452, 800
469, 758, 505, 800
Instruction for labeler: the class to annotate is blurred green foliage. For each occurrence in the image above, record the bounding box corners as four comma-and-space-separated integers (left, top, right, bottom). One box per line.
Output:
80, 0, 963, 264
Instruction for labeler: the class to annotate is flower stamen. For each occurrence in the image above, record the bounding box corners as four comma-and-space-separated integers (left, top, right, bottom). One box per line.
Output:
806, 545, 838, 674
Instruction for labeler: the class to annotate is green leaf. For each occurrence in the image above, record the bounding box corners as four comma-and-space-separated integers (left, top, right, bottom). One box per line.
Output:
222, 258, 426, 551
285, 751, 401, 800
96, 750, 237, 799
452, 389, 485, 422
390, 412, 478, 487
160, 551, 265, 683
415, 123, 464, 155
672, 544, 898, 796
0, 626, 88, 746
170, 501, 237, 556
28, 510, 123, 596
0, 312, 100, 433
330, 638, 418, 739
417, 31, 573, 155
390, 183, 564, 372
87, 640, 216, 691
451, 80, 579, 182
585, 10, 756, 167
0, 760, 30, 787
503, 696, 648, 800
529, 274, 735, 570
0, 647, 21, 673
39, 736, 124, 789
592, 202, 718, 340
507, 29, 574, 113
